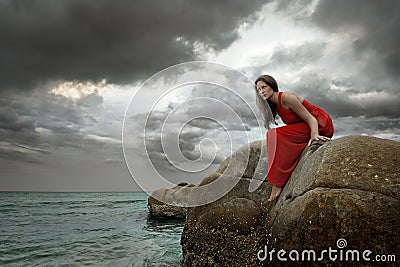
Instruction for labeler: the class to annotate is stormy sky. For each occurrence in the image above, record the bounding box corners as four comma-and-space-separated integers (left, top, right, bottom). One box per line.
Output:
1, 0, 399, 192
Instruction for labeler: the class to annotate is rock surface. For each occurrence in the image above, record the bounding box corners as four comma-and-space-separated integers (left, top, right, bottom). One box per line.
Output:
180, 136, 400, 266
148, 182, 195, 219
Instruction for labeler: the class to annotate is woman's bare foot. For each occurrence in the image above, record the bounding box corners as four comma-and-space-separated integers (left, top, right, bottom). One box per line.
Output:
268, 185, 282, 202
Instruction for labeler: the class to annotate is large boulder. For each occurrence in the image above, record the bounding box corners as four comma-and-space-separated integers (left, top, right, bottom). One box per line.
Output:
181, 136, 400, 266
181, 140, 273, 266
266, 136, 400, 261
181, 176, 272, 266
215, 140, 268, 181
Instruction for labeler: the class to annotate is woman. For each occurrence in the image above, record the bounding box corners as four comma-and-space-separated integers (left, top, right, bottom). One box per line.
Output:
254, 75, 334, 201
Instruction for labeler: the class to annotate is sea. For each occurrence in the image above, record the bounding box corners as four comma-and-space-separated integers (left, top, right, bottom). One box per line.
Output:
0, 192, 184, 267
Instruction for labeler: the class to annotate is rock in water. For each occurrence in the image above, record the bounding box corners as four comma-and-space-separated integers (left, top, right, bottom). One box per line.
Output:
148, 182, 195, 219
180, 136, 400, 266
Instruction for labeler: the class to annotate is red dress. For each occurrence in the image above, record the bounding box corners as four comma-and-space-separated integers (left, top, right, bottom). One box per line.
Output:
266, 92, 334, 187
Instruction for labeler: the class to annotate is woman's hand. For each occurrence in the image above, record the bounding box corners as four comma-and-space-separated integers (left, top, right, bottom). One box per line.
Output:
308, 134, 331, 146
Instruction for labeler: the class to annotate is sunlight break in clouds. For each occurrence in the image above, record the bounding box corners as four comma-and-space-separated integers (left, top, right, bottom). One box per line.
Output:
49, 79, 116, 100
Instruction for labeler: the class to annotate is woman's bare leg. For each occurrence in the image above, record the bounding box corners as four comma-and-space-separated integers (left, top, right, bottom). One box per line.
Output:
268, 185, 282, 202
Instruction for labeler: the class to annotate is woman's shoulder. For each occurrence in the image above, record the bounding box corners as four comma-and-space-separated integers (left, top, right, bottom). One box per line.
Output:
281, 91, 304, 103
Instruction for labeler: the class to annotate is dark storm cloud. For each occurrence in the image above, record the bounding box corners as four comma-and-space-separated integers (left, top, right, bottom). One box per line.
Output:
187, 118, 222, 130
333, 116, 400, 141
133, 89, 258, 172
274, 0, 315, 18
0, 0, 267, 90
0, 92, 81, 138
189, 86, 261, 128
294, 75, 400, 118
0, 87, 123, 160
140, 109, 205, 165
0, 106, 35, 131
312, 0, 400, 80
247, 0, 400, 119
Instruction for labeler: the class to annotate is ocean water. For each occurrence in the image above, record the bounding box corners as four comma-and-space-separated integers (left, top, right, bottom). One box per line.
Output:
0, 192, 184, 266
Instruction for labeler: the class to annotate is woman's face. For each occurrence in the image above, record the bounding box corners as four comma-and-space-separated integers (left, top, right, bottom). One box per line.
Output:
256, 81, 274, 100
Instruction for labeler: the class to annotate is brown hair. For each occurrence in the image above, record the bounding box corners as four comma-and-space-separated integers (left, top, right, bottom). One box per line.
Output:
254, 75, 279, 129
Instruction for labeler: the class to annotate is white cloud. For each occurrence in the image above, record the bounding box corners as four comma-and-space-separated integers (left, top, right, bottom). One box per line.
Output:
208, 1, 327, 69
35, 127, 52, 134
86, 134, 121, 144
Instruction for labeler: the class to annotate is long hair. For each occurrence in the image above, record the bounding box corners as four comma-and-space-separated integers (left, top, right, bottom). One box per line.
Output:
254, 75, 279, 129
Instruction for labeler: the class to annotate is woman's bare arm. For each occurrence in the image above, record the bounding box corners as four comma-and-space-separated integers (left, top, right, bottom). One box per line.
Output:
282, 92, 331, 146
